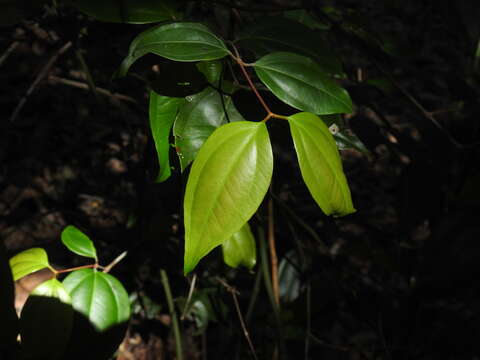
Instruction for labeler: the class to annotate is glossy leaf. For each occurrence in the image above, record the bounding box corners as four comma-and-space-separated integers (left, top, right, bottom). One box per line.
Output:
196, 60, 223, 85
9, 248, 52, 282
20, 279, 73, 360
254, 52, 353, 115
61, 225, 97, 260
237, 17, 340, 74
184, 121, 273, 274
149, 92, 184, 182
118, 22, 230, 77
278, 251, 301, 303
63, 269, 131, 332
222, 222, 256, 269
174, 85, 245, 171
288, 112, 355, 216
67, 0, 181, 24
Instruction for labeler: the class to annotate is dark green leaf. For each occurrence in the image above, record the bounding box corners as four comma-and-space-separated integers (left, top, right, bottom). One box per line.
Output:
283, 10, 329, 30
63, 269, 130, 332
222, 222, 256, 269
254, 52, 353, 115
288, 112, 355, 216
279, 251, 301, 303
20, 279, 73, 360
67, 0, 181, 24
118, 22, 230, 77
184, 121, 273, 274
237, 17, 341, 75
61, 225, 97, 260
149, 92, 184, 182
174, 85, 245, 171
9, 248, 52, 282
196, 60, 223, 85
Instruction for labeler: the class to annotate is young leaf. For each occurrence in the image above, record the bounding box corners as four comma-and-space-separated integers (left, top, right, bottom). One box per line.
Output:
254, 52, 353, 115
118, 22, 230, 77
20, 279, 73, 360
61, 225, 97, 260
63, 269, 131, 332
288, 112, 355, 216
174, 86, 245, 171
9, 248, 52, 281
184, 121, 273, 274
149, 92, 184, 182
67, 0, 181, 24
222, 222, 257, 269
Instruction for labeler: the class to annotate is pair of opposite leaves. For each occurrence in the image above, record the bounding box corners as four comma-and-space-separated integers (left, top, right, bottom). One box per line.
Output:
184, 112, 355, 274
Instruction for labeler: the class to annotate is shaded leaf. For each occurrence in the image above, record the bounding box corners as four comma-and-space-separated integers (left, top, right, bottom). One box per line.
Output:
61, 225, 97, 260
254, 52, 353, 115
174, 85, 245, 171
20, 279, 73, 360
237, 17, 341, 75
288, 112, 355, 216
9, 248, 52, 282
283, 10, 329, 30
196, 60, 223, 85
118, 22, 230, 77
63, 269, 130, 332
184, 121, 273, 274
279, 251, 301, 303
149, 92, 184, 182
67, 0, 181, 24
222, 222, 256, 269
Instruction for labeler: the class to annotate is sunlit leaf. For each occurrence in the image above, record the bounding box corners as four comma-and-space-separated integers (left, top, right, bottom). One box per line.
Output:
20, 279, 73, 360
254, 52, 353, 115
63, 269, 130, 332
288, 112, 355, 216
67, 0, 181, 24
222, 222, 256, 269
149, 92, 184, 182
184, 121, 273, 274
118, 22, 230, 76
174, 85, 245, 171
61, 225, 97, 260
9, 248, 52, 282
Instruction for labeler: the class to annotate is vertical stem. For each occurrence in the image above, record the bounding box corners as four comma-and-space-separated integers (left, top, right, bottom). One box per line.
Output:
245, 265, 263, 323
268, 197, 280, 306
76, 49, 100, 102
160, 269, 183, 360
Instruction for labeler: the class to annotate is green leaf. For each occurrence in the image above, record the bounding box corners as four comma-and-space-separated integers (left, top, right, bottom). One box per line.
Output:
278, 251, 301, 303
20, 279, 73, 360
254, 52, 353, 115
237, 17, 341, 74
118, 22, 230, 77
149, 92, 184, 182
184, 121, 273, 274
196, 60, 223, 85
222, 222, 256, 269
288, 112, 355, 216
174, 85, 245, 171
9, 248, 52, 282
61, 225, 97, 260
283, 10, 330, 30
63, 269, 131, 332
67, 0, 181, 24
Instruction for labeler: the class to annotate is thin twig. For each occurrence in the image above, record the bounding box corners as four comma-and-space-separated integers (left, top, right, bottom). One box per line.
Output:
103, 251, 128, 273
0, 41, 19, 68
161, 269, 184, 360
75, 49, 100, 102
217, 277, 259, 360
48, 75, 137, 104
268, 196, 280, 307
181, 273, 197, 320
10, 41, 72, 123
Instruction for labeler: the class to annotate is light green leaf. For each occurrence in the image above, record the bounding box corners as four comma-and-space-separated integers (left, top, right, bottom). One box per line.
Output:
236, 17, 340, 74
9, 248, 52, 282
63, 269, 131, 332
254, 52, 353, 115
61, 225, 97, 260
222, 222, 256, 269
196, 60, 223, 85
20, 279, 73, 360
174, 85, 245, 171
288, 112, 355, 216
184, 121, 273, 274
67, 0, 181, 24
118, 22, 230, 77
149, 92, 184, 182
